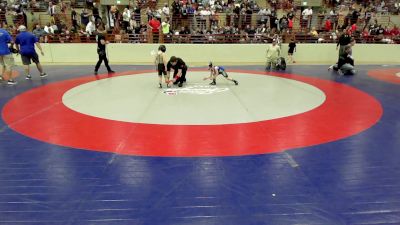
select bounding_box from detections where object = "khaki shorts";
[0,54,15,70]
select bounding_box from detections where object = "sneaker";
[178,83,183,87]
[26,75,32,80]
[159,83,162,88]
[108,70,115,73]
[40,73,48,78]
[233,80,238,85]
[94,71,98,75]
[328,65,333,71]
[209,81,216,85]
[338,70,343,76]
[7,80,17,85]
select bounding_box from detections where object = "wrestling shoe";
[7,80,17,85]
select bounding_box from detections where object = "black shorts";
[219,70,228,78]
[288,49,294,54]
[158,63,166,76]
[21,53,40,65]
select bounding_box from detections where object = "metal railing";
[24,32,400,44]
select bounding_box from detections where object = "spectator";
[351,8,360,25]
[255,23,268,40]
[288,17,293,32]
[81,8,90,27]
[362,28,370,42]
[390,25,400,36]
[44,23,54,34]
[309,27,318,37]
[86,19,96,35]
[258,8,269,25]
[122,8,131,31]
[71,7,79,31]
[383,26,391,35]
[329,8,338,30]
[279,15,288,32]
[364,9,372,28]
[92,3,101,23]
[32,24,46,41]
[148,16,161,43]
[187,4,195,14]
[351,23,357,33]
[162,3,170,17]
[287,8,295,20]
[51,22,59,34]
[325,18,332,31]
[30,0,40,9]
[302,6,313,28]
[86,0,94,8]
[48,2,56,17]
[60,29,73,43]
[161,19,170,35]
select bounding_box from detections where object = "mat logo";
[163,85,229,95]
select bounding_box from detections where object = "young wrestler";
[203,62,238,85]
[154,45,169,88]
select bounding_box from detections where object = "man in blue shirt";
[15,25,47,80]
[0,28,17,85]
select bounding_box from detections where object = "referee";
[94,26,114,75]
[336,28,352,57]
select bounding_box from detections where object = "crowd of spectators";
[0,0,398,43]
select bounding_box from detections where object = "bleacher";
[1,0,398,44]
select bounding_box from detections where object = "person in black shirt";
[337,45,355,75]
[336,29,351,57]
[288,38,296,63]
[71,7,78,31]
[167,56,187,87]
[94,27,114,75]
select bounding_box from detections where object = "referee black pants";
[95,53,112,72]
[173,69,187,85]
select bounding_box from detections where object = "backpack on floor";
[276,57,286,70]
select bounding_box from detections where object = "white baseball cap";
[18,25,27,31]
